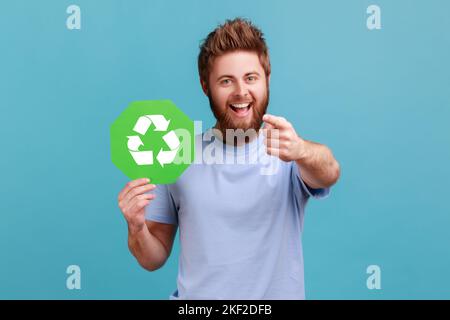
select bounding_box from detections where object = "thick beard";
[208,86,270,139]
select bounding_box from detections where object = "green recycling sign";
[110,100,195,184]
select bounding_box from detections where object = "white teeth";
[231,103,251,108]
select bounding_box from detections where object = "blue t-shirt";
[145,128,330,299]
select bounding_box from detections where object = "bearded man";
[117,18,340,300]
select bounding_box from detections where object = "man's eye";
[221,79,231,85]
[247,76,256,82]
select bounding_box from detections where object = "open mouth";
[229,102,252,118]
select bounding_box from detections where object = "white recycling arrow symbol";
[127,114,180,167]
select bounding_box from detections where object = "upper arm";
[145,220,177,258]
[292,161,331,200]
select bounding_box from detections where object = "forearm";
[295,140,340,189]
[128,225,168,272]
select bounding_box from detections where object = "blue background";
[1,0,449,299]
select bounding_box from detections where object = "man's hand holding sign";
[118,178,176,272]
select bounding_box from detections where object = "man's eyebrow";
[217,74,235,81]
[244,71,261,77]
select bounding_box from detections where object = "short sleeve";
[145,184,178,225]
[291,161,331,200]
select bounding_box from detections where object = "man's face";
[203,50,270,134]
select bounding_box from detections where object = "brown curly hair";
[198,18,271,87]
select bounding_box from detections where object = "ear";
[200,79,209,96]
[267,73,271,87]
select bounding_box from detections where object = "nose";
[233,80,250,99]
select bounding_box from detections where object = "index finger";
[262,114,290,129]
[118,178,150,202]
